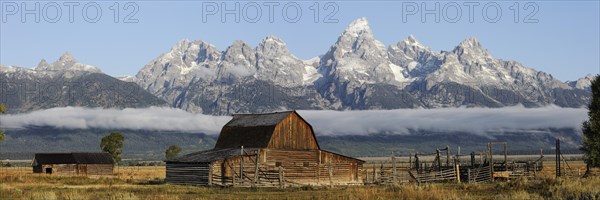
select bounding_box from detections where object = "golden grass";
[1,165,600,200]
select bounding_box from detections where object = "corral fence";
[363,142,548,185]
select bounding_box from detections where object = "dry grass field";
[1,162,600,200]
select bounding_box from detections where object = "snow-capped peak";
[117,75,136,82]
[257,35,291,58]
[342,17,372,37]
[330,17,386,54]
[261,35,285,45]
[406,35,418,43]
[58,51,76,63]
[34,52,101,73]
[400,35,430,50]
[452,37,490,57]
[456,37,483,50]
[37,59,49,68]
[568,74,596,90]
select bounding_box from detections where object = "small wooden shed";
[166,111,364,187]
[32,152,114,175]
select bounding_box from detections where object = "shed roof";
[166,148,257,163]
[33,152,114,165]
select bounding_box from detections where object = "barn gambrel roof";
[214,111,319,149]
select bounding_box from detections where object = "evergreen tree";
[582,75,600,174]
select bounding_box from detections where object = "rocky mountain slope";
[132,17,591,114]
[0,53,167,113]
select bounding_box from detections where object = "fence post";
[372,163,376,183]
[470,152,475,167]
[455,164,461,183]
[278,166,283,189]
[533,162,538,176]
[446,146,451,167]
[392,152,396,183]
[328,162,333,188]
[317,151,321,185]
[208,163,213,186]
[240,146,244,184]
[365,168,369,184]
[254,150,259,186]
[467,168,471,184]
[415,153,420,173]
[436,149,441,172]
[457,146,461,166]
[556,139,561,177]
[540,149,544,170]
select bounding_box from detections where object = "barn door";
[351,163,358,181]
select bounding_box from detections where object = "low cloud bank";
[1,107,231,134]
[0,106,588,135]
[297,106,588,135]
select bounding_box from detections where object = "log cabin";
[32,152,114,176]
[166,111,364,187]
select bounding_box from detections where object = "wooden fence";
[466,165,492,183]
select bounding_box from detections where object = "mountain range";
[0,53,166,113]
[0,17,594,114]
[130,17,592,114]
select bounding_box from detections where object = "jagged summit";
[129,17,590,113]
[454,37,485,51]
[452,37,490,57]
[3,17,591,114]
[261,35,285,45]
[342,17,372,37]
[567,74,596,90]
[399,35,430,50]
[406,35,418,43]
[458,37,481,48]
[58,51,76,63]
[37,59,49,68]
[29,53,101,73]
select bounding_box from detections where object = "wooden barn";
[32,152,114,176]
[166,111,364,187]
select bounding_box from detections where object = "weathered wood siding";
[268,113,319,150]
[318,151,362,184]
[262,149,319,184]
[35,164,113,175]
[83,164,114,175]
[42,164,77,175]
[209,149,363,186]
[166,163,211,185]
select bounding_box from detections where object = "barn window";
[303,162,309,167]
[275,162,282,167]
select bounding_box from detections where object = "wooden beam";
[446,146,451,167]
[455,164,460,183]
[254,150,259,187]
[240,146,244,184]
[436,149,441,172]
[328,162,333,188]
[392,152,396,183]
[208,163,213,186]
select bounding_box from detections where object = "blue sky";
[1,1,599,81]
